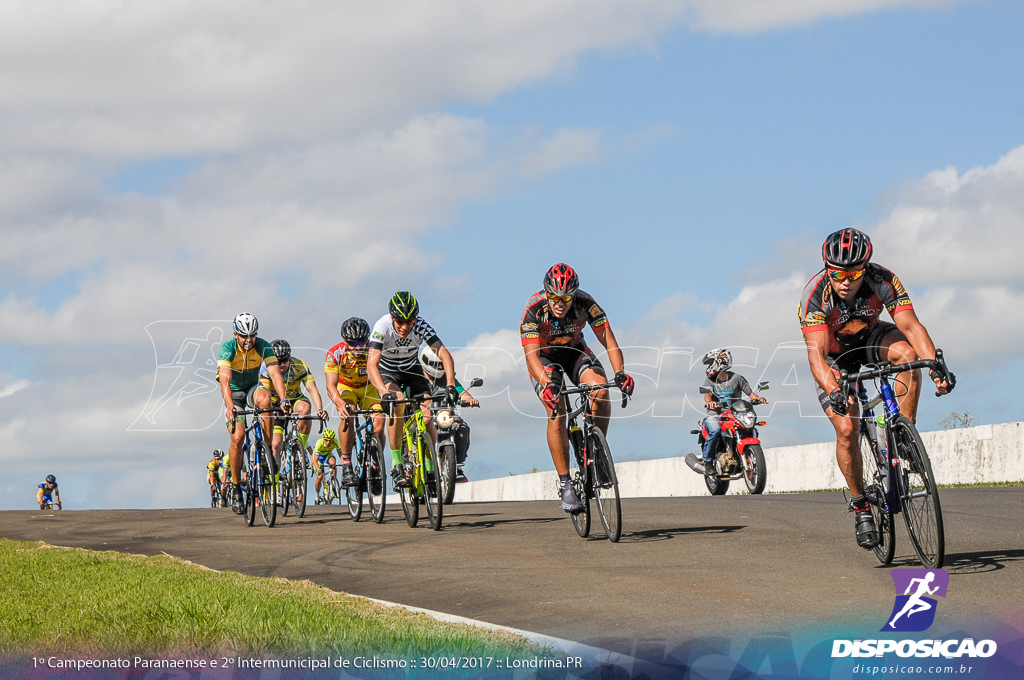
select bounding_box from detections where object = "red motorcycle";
[685,381,769,495]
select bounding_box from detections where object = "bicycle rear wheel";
[421,434,444,531]
[568,440,591,538]
[890,415,944,568]
[859,430,895,565]
[588,428,621,542]
[346,448,364,522]
[367,439,387,523]
[280,448,292,518]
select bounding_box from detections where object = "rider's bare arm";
[802,329,841,396]
[431,341,457,389]
[523,343,550,387]
[892,309,949,393]
[591,325,625,375]
[265,362,291,413]
[218,366,235,414]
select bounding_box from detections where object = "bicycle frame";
[855,379,904,515]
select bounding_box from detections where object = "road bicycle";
[318,461,343,506]
[233,407,281,528]
[386,394,444,530]
[432,377,483,505]
[839,349,955,568]
[341,407,388,523]
[278,412,323,519]
[209,482,224,508]
[553,379,630,542]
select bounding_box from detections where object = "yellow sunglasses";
[828,268,865,282]
[546,292,574,303]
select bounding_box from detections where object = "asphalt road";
[3,488,1022,660]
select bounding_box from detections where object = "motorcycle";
[685,381,769,495]
[433,377,482,505]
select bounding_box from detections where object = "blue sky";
[1,0,1021,509]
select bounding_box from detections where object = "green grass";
[0,539,545,658]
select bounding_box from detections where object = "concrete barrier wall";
[453,421,1024,503]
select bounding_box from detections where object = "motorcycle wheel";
[742,443,767,495]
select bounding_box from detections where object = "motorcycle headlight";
[738,412,756,429]
[436,410,454,428]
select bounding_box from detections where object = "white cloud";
[685,0,955,34]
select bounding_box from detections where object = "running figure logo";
[882,569,949,632]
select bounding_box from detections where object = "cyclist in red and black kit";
[521,263,635,514]
[799,228,954,550]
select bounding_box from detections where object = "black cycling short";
[816,321,905,412]
[379,363,433,401]
[530,344,605,395]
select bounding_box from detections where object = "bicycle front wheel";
[346,448,364,522]
[243,448,257,526]
[860,430,895,565]
[259,443,277,527]
[890,415,944,568]
[367,439,387,523]
[421,434,444,531]
[588,427,621,542]
[280,448,292,518]
[568,439,591,538]
[400,439,419,527]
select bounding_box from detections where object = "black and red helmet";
[823,228,872,269]
[543,263,579,297]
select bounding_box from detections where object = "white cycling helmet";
[419,346,445,380]
[702,348,732,378]
[232,312,259,336]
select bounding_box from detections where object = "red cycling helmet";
[822,228,872,269]
[543,263,580,297]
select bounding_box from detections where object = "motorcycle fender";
[736,437,760,455]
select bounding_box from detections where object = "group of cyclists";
[214,292,480,516]
[207,227,955,551]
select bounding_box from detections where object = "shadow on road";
[615,524,747,543]
[944,548,1024,574]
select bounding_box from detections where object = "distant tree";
[940,411,975,430]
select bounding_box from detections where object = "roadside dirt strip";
[3,488,1022,663]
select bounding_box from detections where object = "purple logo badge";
[881,569,949,632]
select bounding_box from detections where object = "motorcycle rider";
[419,346,478,482]
[699,348,767,475]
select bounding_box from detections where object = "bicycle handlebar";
[840,348,955,400]
[230,407,284,433]
[549,381,630,421]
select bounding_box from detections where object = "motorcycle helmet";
[419,345,445,380]
[389,291,419,321]
[340,317,370,343]
[822,228,872,269]
[702,348,732,378]
[543,263,579,297]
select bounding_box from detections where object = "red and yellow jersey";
[325,341,369,388]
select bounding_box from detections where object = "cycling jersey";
[217,338,278,391]
[325,341,370,388]
[798,263,913,356]
[368,315,441,371]
[314,437,342,456]
[520,290,609,354]
[258,357,315,401]
[37,483,58,503]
